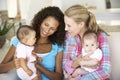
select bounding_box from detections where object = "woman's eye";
[45,23,49,27]
[51,28,56,31]
[67,24,71,27]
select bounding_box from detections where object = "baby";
[15,25,39,80]
[72,31,103,78]
[64,31,103,79]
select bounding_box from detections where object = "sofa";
[0,32,120,80]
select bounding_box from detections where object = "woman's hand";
[72,57,82,68]
[35,62,41,69]
[82,60,100,69]
[14,58,21,69]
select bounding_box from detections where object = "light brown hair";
[82,30,98,44]
[64,4,108,35]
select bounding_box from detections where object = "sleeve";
[63,33,70,68]
[77,33,111,80]
[16,44,27,59]
[63,32,76,75]
[91,48,103,61]
[11,36,19,47]
[58,45,63,53]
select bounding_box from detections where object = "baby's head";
[82,31,98,54]
[17,25,36,46]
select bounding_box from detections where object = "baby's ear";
[21,38,28,43]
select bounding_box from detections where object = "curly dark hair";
[31,6,65,46]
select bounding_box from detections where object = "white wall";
[25,0,52,24]
[110,0,120,8]
[19,0,63,24]
[61,0,106,11]
[108,32,120,80]
[0,0,7,11]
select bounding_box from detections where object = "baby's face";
[83,38,98,54]
[26,31,36,46]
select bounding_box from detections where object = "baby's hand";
[27,69,33,76]
[14,58,21,69]
[32,50,37,58]
[37,57,42,62]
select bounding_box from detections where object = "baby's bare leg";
[32,72,42,80]
[32,76,38,80]
[72,68,88,77]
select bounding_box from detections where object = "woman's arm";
[36,51,63,80]
[63,32,78,75]
[79,58,99,68]
[0,45,16,73]
[72,55,99,69]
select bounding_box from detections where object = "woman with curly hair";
[0,6,65,80]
